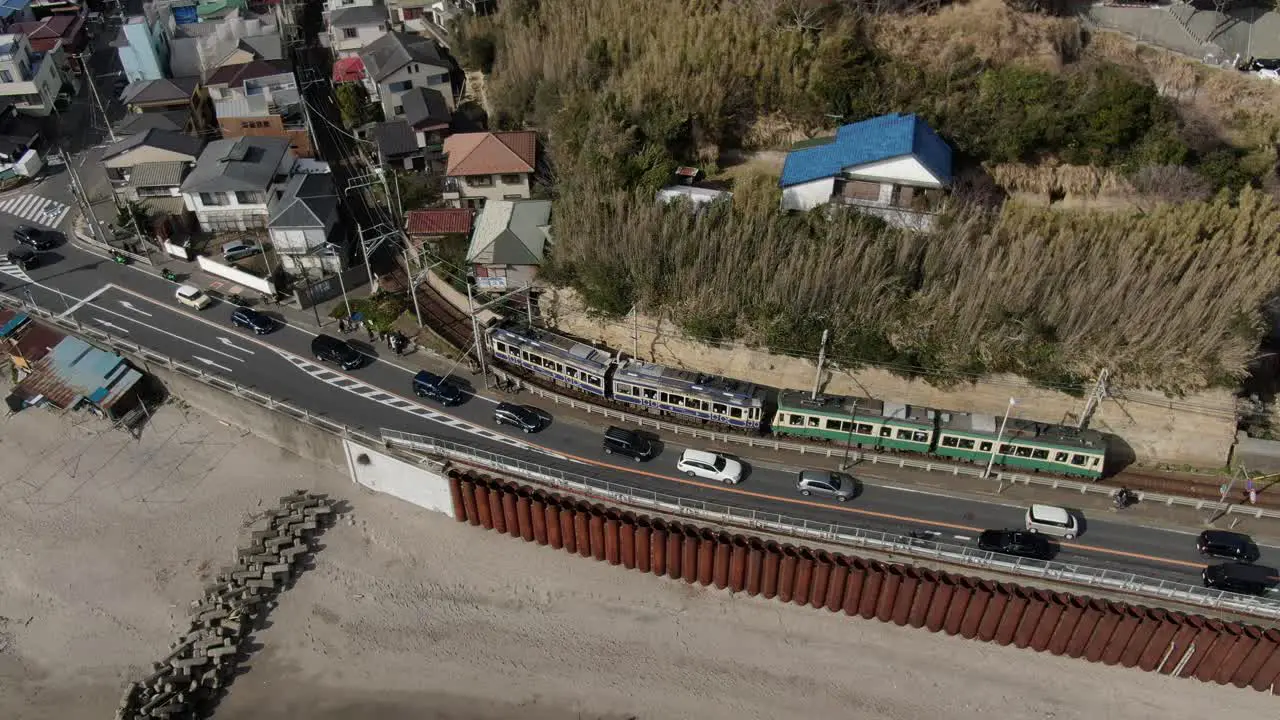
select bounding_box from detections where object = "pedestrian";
[367,324,375,342]
[337,317,347,333]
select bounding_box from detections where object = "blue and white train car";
[610,359,766,431]
[487,325,614,397]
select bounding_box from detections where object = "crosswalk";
[0,255,31,282]
[0,193,71,228]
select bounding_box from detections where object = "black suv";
[6,246,38,270]
[1203,562,1277,596]
[977,529,1053,560]
[14,225,53,251]
[230,307,274,335]
[602,426,653,462]
[311,334,363,370]
[412,370,463,406]
[1197,530,1260,563]
[494,402,542,433]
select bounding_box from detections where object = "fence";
[4,288,1279,619]
[505,376,1280,522]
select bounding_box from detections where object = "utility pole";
[325,242,353,319]
[467,282,489,388]
[630,304,639,357]
[839,398,859,471]
[984,398,1017,479]
[524,284,533,324]
[811,328,829,400]
[62,148,109,245]
[356,223,375,288]
[1077,368,1109,430]
[79,53,115,143]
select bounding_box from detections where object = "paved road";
[3,235,1274,592]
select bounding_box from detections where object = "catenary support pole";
[984,398,1017,479]
[811,329,829,400]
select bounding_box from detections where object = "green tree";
[115,200,150,235]
[335,83,379,129]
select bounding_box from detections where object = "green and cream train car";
[773,391,936,454]
[933,413,1107,479]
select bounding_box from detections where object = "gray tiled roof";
[268,173,339,230]
[401,87,449,129]
[121,77,200,105]
[360,31,447,83]
[181,136,291,193]
[467,199,551,266]
[129,161,190,188]
[114,110,189,136]
[102,128,205,162]
[373,120,418,158]
[330,2,386,27]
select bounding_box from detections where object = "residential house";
[267,171,343,273]
[423,0,493,27]
[120,76,216,135]
[0,309,63,372]
[466,199,550,291]
[387,0,430,33]
[0,0,34,31]
[405,206,470,260]
[359,31,453,121]
[327,0,387,58]
[441,130,536,210]
[0,32,65,116]
[11,12,87,79]
[207,59,312,157]
[331,55,363,84]
[400,85,449,167]
[102,128,204,211]
[778,113,952,230]
[114,109,192,137]
[372,120,418,171]
[180,134,295,231]
[111,12,170,83]
[167,9,283,79]
[0,100,42,165]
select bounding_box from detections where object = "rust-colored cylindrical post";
[448,473,465,521]
[1013,591,1050,649]
[696,529,716,586]
[634,518,651,573]
[924,573,956,632]
[908,570,938,629]
[557,505,575,553]
[713,534,732,590]
[1085,604,1127,663]
[960,580,996,640]
[515,493,534,542]
[859,562,885,620]
[974,582,1010,641]
[746,539,766,596]
[1214,624,1260,685]
[1178,619,1225,678]
[890,568,919,626]
[943,577,977,636]
[993,587,1029,646]
[530,494,548,545]
[792,549,814,606]
[588,511,607,562]
[666,525,684,580]
[1029,591,1067,651]
[603,511,621,565]
[545,503,563,549]
[875,565,904,623]
[843,559,868,616]
[777,545,799,603]
[728,536,749,592]
[1119,608,1162,669]
[825,556,850,612]
[1240,629,1280,690]
[620,519,636,569]
[460,480,479,526]
[1046,596,1087,656]
[762,542,782,599]
[1195,622,1242,682]
[473,484,493,530]
[1101,606,1144,666]
[810,551,833,610]
[681,530,699,584]
[1136,611,1179,671]
[489,488,507,534]
[1159,615,1205,674]
[574,508,592,558]
[650,521,668,577]
[502,490,520,539]
[1065,600,1108,659]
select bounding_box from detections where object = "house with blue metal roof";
[13,335,143,417]
[779,113,952,230]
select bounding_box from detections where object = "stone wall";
[544,288,1236,469]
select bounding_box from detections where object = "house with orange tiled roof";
[441,130,537,210]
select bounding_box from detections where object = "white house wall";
[378,63,453,119]
[844,156,942,187]
[780,178,834,212]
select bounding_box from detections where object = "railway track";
[399,267,475,352]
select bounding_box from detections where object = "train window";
[959,439,976,450]
[493,341,506,353]
[667,393,684,406]
[941,436,959,447]
[979,441,992,452]
[788,414,804,426]
[730,407,743,419]
[1054,452,1068,462]
[615,383,630,395]
[912,431,929,443]
[807,416,820,428]
[1014,446,1033,458]
[749,408,760,420]
[999,444,1013,455]
[825,418,841,431]
[1031,449,1049,460]
[895,429,912,440]
[643,388,657,399]
[1090,457,1101,467]
[856,423,873,435]
[1071,454,1086,466]
[713,403,727,415]
[588,375,601,387]
[879,427,892,438]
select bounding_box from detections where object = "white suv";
[676,449,743,484]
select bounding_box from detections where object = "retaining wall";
[447,468,1280,694]
[344,439,455,518]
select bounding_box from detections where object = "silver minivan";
[1024,504,1078,540]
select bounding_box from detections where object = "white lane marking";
[59,284,110,318]
[119,300,153,316]
[192,356,235,373]
[953,535,972,541]
[91,317,129,333]
[276,347,556,455]
[217,337,255,355]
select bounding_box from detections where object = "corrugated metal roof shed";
[8,320,65,367]
[15,336,142,412]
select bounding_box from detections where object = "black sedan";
[230,306,275,335]
[15,225,54,251]
[977,529,1053,560]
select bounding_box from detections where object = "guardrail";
[380,427,1280,621]
[506,375,1280,521]
[4,289,1278,619]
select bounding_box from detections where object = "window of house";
[469,175,494,188]
[342,27,358,38]
[841,179,881,202]
[0,70,10,83]
[500,174,522,185]
[200,192,229,206]
[392,105,403,115]
[431,73,449,85]
[235,191,265,204]
[404,7,423,19]
[388,80,413,92]
[503,194,524,200]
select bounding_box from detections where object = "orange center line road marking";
[109,284,1207,573]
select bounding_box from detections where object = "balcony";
[830,180,947,231]
[442,176,460,200]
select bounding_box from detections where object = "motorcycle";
[1113,488,1136,510]
[111,252,129,265]
[161,268,179,282]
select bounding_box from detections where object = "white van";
[1024,504,1078,540]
